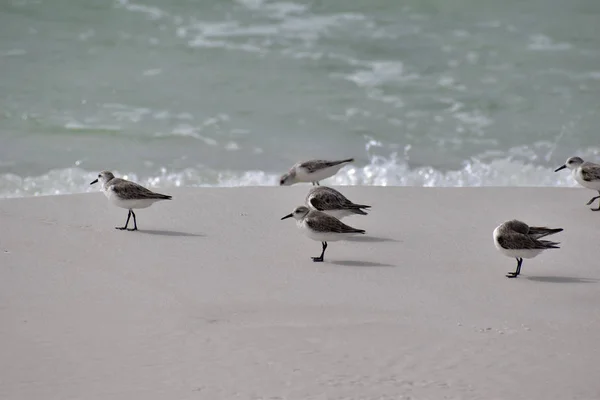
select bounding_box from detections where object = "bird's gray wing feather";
[308,188,354,210]
[110,179,170,200]
[497,233,559,250]
[527,226,563,239]
[506,220,530,234]
[300,160,347,173]
[581,163,600,182]
[306,213,364,234]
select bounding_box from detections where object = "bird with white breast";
[493,219,563,278]
[90,170,172,231]
[555,156,600,211]
[281,205,365,262]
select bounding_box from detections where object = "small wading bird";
[493,219,563,278]
[281,205,365,262]
[90,171,172,231]
[555,156,600,211]
[305,186,370,219]
[279,158,354,186]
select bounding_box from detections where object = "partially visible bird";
[305,186,370,219]
[555,156,600,211]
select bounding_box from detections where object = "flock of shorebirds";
[90,155,600,278]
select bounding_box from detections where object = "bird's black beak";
[90,179,98,185]
[554,165,566,172]
[281,213,293,220]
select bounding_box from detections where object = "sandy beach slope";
[1,187,599,399]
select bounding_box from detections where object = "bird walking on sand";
[279,158,354,186]
[555,156,600,211]
[306,186,370,219]
[493,219,563,278]
[281,205,365,262]
[90,171,172,231]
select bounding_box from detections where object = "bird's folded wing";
[309,193,352,211]
[527,227,563,239]
[306,215,362,233]
[111,180,161,200]
[581,164,600,181]
[497,233,557,250]
[300,160,343,173]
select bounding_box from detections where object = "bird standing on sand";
[306,186,370,219]
[555,156,600,211]
[90,171,172,231]
[493,219,563,278]
[281,205,365,262]
[279,158,354,186]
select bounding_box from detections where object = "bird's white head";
[90,170,115,188]
[281,205,310,221]
[555,156,584,172]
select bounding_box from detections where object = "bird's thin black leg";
[587,191,600,211]
[506,257,523,278]
[116,210,131,230]
[316,181,320,186]
[312,241,327,262]
[585,195,599,205]
[128,210,138,231]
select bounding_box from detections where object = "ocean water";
[1,0,599,197]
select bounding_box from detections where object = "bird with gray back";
[555,156,600,211]
[493,219,563,278]
[280,158,354,186]
[90,171,172,231]
[305,186,370,219]
[281,205,365,262]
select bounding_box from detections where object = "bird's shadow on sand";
[138,229,204,237]
[526,276,599,284]
[330,260,395,268]
[346,236,399,243]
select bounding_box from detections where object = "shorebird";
[555,156,600,211]
[281,205,365,262]
[279,158,354,186]
[493,219,563,278]
[305,186,370,219]
[90,170,172,231]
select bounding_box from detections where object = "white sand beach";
[1,187,599,400]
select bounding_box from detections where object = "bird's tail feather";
[540,240,561,249]
[529,227,563,238]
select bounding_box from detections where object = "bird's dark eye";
[98,174,101,177]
